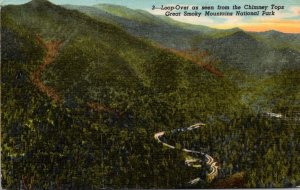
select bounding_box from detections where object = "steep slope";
[196,31,300,75]
[64,4,300,76]
[92,4,220,34]
[253,30,300,52]
[2,1,243,189]
[63,4,202,50]
[3,0,242,119]
[63,4,240,50]
[241,71,300,112]
[93,4,165,24]
[2,1,300,189]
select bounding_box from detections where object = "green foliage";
[1,1,243,189]
[164,114,300,188]
[2,1,299,189]
[1,18,196,189]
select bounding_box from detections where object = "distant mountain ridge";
[196,31,300,75]
[2,0,241,116]
[61,2,300,112]
[63,4,241,50]
[64,4,300,48]
[2,1,300,189]
[64,3,300,75]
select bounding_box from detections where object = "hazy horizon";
[2,0,300,33]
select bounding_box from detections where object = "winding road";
[32,36,219,185]
[154,123,219,185]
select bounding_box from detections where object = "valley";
[1,0,300,189]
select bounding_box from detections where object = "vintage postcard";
[1,0,300,189]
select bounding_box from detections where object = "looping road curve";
[32,35,219,186]
[154,123,219,185]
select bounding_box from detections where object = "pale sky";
[2,0,300,33]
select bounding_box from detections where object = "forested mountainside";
[1,0,300,189]
[66,3,300,112]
